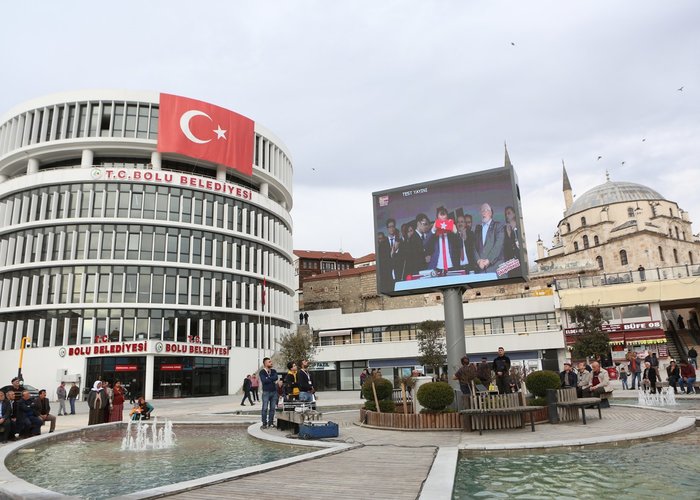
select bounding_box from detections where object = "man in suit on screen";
[473,203,504,273]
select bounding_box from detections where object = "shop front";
[153,356,228,398]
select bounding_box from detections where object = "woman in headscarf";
[87,380,108,425]
[109,380,125,422]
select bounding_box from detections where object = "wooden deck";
[163,444,437,500]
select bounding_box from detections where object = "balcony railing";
[555,264,700,290]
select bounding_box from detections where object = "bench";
[459,392,543,435]
[547,388,602,425]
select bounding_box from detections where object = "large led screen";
[372,166,528,296]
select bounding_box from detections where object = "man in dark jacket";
[259,357,279,429]
[17,390,42,436]
[493,347,511,394]
[297,360,315,402]
[0,390,12,443]
[67,383,79,415]
[33,389,56,433]
[240,376,254,406]
[559,362,578,389]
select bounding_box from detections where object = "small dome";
[566,181,665,215]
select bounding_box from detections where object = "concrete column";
[144,354,154,400]
[217,164,227,181]
[150,151,162,170]
[260,182,269,197]
[443,287,466,391]
[81,149,94,169]
[27,158,40,174]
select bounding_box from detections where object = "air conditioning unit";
[57,369,68,381]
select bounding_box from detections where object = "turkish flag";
[435,219,454,235]
[157,93,255,176]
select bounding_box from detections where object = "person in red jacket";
[679,360,697,394]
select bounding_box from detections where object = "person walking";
[128,379,140,405]
[56,382,68,416]
[359,368,369,398]
[250,373,260,402]
[299,312,304,324]
[67,382,79,415]
[303,312,309,325]
[240,375,254,406]
[259,357,279,429]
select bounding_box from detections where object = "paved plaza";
[1,391,699,499]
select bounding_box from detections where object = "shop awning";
[608,329,666,343]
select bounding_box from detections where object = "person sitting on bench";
[581,361,611,397]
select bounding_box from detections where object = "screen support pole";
[442,287,466,391]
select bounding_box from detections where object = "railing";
[315,327,561,347]
[555,264,700,290]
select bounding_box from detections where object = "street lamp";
[17,336,32,381]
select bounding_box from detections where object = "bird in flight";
[642,138,646,142]
[621,161,625,166]
[678,86,684,91]
[597,156,602,161]
[511,42,515,46]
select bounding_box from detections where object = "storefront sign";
[97,168,252,200]
[163,343,230,356]
[564,320,662,335]
[115,365,138,372]
[160,364,183,371]
[59,341,148,357]
[310,362,336,371]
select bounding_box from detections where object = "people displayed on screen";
[473,203,505,273]
[503,206,521,262]
[376,231,394,293]
[425,207,460,277]
[385,218,404,282]
[456,214,477,273]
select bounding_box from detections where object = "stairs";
[664,330,684,361]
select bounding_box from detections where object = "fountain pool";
[453,429,700,499]
[5,424,316,499]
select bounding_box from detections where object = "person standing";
[67,382,79,415]
[453,356,478,394]
[677,315,685,330]
[476,357,492,386]
[259,357,279,429]
[109,381,125,422]
[492,347,511,394]
[250,373,260,403]
[284,362,300,400]
[359,368,369,398]
[33,389,57,433]
[303,312,309,325]
[619,364,629,390]
[240,375,254,406]
[102,381,113,423]
[628,353,642,390]
[56,382,68,416]
[298,360,315,402]
[688,347,698,368]
[87,381,108,426]
[299,312,304,324]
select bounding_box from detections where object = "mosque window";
[675,227,680,239]
[673,249,678,264]
[690,252,694,265]
[627,207,634,218]
[669,207,673,217]
[593,235,599,246]
[582,235,589,249]
[619,250,628,266]
[596,256,604,270]
[573,241,579,251]
[658,246,664,261]
[566,223,571,232]
[580,217,587,226]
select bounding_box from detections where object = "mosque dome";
[566,180,665,216]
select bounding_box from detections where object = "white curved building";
[0,90,295,399]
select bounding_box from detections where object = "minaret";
[504,142,513,168]
[536,235,546,259]
[562,160,573,210]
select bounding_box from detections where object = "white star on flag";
[440,222,447,229]
[213,125,227,140]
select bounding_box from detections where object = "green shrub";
[416,382,454,411]
[525,370,561,398]
[419,407,457,414]
[528,396,547,407]
[362,377,394,401]
[364,399,396,412]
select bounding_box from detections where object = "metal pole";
[17,336,32,381]
[443,287,467,391]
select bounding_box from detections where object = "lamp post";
[17,336,32,381]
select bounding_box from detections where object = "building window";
[583,235,589,249]
[627,207,634,218]
[673,248,678,264]
[573,241,579,251]
[593,235,599,246]
[619,249,628,266]
[658,246,664,261]
[669,207,673,217]
[565,223,570,233]
[669,229,673,238]
[596,256,604,270]
[580,217,586,226]
[690,252,694,265]
[675,227,680,239]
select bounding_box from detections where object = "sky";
[1,1,699,263]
